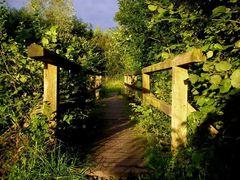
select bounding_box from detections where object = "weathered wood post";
[43,63,59,120]
[141,48,206,153]
[171,67,189,151]
[28,43,83,130]
[94,75,102,100]
[142,73,150,104]
[132,75,138,98]
[28,44,59,133]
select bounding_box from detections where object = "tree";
[27,0,75,33]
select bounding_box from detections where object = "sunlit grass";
[101,76,125,96]
[8,143,88,179]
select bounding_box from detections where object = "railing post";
[43,63,59,127]
[171,67,188,152]
[95,75,102,100]
[142,73,150,104]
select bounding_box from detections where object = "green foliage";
[0,4,106,178]
[116,0,240,179]
[130,103,171,151]
[8,144,87,179]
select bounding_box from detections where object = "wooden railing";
[28,43,102,122]
[124,48,206,151]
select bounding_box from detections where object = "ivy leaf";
[230,69,240,88]
[220,79,231,93]
[210,75,222,85]
[213,43,223,50]
[207,51,214,59]
[215,61,232,72]
[212,6,226,17]
[189,74,199,84]
[148,5,158,11]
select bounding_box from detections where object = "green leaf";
[207,51,213,59]
[148,5,158,11]
[203,62,214,72]
[21,59,27,64]
[50,25,58,34]
[20,75,27,83]
[230,69,240,88]
[212,6,226,17]
[230,0,238,3]
[189,74,199,84]
[197,96,206,107]
[210,75,222,85]
[220,79,231,93]
[213,43,223,50]
[215,61,232,72]
[235,40,240,48]
[202,44,210,51]
[161,52,169,59]
[157,7,166,15]
[41,37,49,46]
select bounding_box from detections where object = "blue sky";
[7,0,119,30]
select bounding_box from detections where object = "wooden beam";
[144,93,171,116]
[171,67,189,151]
[142,49,206,74]
[142,73,150,104]
[28,43,82,72]
[43,63,59,120]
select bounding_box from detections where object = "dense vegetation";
[0,0,107,178]
[114,0,240,179]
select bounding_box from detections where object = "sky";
[7,0,119,30]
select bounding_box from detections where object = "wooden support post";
[142,73,150,104]
[124,75,127,84]
[128,76,131,85]
[43,63,59,122]
[171,67,188,152]
[132,75,138,98]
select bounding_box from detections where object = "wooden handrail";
[125,48,206,152]
[27,43,102,126]
[28,43,82,72]
[142,48,206,74]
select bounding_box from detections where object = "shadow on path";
[87,92,147,179]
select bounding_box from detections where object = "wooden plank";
[142,73,150,104]
[171,67,189,152]
[145,93,171,116]
[28,43,83,72]
[142,49,206,74]
[43,63,59,120]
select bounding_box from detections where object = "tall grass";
[8,143,87,179]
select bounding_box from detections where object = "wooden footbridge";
[28,44,207,179]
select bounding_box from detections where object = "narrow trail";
[88,92,147,179]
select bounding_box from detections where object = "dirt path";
[88,93,147,179]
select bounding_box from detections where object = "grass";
[7,143,88,180]
[100,76,125,97]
